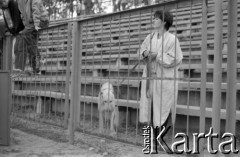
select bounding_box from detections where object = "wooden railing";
[10,0,240,128]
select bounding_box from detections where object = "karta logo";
[142,126,239,155]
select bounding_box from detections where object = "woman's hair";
[154,10,173,31]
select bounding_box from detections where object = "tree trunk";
[112,0,121,12]
[94,0,103,13]
[142,0,150,6]
[84,0,94,15]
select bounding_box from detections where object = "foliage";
[42,0,156,19]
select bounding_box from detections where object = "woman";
[139,10,183,128]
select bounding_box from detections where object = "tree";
[92,0,105,14]
[142,0,150,5]
[83,0,94,15]
[43,0,152,20]
[112,0,119,12]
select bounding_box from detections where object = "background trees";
[43,0,155,19]
[0,0,167,20]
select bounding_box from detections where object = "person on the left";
[0,0,24,35]
[0,0,25,78]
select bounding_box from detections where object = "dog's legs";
[114,107,119,129]
[110,110,116,136]
[99,110,104,134]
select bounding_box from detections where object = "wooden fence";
[4,0,240,149]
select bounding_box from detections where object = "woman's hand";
[144,52,158,64]
[149,52,158,61]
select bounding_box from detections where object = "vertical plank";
[199,0,207,155]
[226,0,237,137]
[212,0,223,152]
[64,22,73,128]
[0,71,11,146]
[76,23,83,126]
[69,21,81,144]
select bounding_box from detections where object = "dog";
[98,82,119,136]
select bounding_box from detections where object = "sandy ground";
[1,117,238,157]
[1,129,233,157]
[0,129,178,157]
[0,129,102,157]
[0,117,176,157]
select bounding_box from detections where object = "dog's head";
[99,83,116,109]
[101,90,115,105]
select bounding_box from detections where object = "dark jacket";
[2,0,24,35]
[0,19,6,38]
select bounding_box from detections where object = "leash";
[117,52,152,86]
[118,61,140,85]
[117,33,155,86]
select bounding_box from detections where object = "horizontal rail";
[12,90,240,121]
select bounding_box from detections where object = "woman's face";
[153,16,165,30]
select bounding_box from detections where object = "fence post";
[2,35,13,114]
[199,0,207,155]
[64,22,73,128]
[0,71,11,146]
[2,36,12,71]
[0,35,12,146]
[69,21,82,144]
[212,0,223,152]
[226,0,237,138]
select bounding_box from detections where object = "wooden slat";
[23,61,240,73]
[13,75,240,91]
[12,90,240,120]
[39,48,240,65]
[177,105,240,121]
